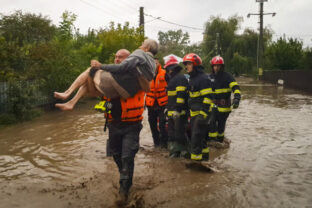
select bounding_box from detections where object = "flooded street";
[0,77,312,208]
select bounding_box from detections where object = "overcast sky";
[1,0,312,47]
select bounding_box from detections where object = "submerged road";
[0,77,311,208]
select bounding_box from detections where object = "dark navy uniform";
[188,66,214,161]
[209,70,241,142]
[166,67,189,158]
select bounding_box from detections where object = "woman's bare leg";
[54,67,92,100]
[55,74,102,111]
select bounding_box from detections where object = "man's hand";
[172,111,180,120]
[91,60,102,68]
[232,98,240,109]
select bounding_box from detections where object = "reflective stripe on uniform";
[191,153,202,161]
[202,147,209,153]
[218,107,232,112]
[200,111,208,117]
[176,98,185,104]
[167,110,186,117]
[190,110,200,117]
[176,86,186,91]
[190,110,208,117]
[218,132,224,137]
[167,90,177,96]
[189,91,201,98]
[215,88,231,94]
[200,88,213,95]
[203,97,213,104]
[234,89,241,94]
[209,132,218,137]
[229,81,238,89]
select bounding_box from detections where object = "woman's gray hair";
[142,39,159,56]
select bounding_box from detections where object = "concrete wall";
[262,70,312,93]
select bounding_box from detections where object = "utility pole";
[139,7,144,36]
[248,0,276,72]
[215,32,221,56]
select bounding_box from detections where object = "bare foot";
[55,103,74,111]
[54,92,70,100]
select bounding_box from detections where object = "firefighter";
[145,58,168,148]
[164,55,189,158]
[208,56,241,143]
[184,53,214,161]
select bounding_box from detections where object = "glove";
[232,98,240,109]
[94,100,113,113]
[172,111,180,120]
[207,105,218,125]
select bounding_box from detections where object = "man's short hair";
[143,39,159,56]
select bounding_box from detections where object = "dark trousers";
[167,115,188,145]
[209,112,230,140]
[167,115,189,156]
[147,106,168,147]
[190,116,208,155]
[107,122,142,193]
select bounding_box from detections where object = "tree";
[230,52,251,75]
[0,10,56,46]
[202,15,242,70]
[97,22,144,63]
[156,29,191,63]
[301,48,312,70]
[265,37,303,70]
[57,11,77,41]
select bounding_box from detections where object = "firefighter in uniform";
[164,55,189,158]
[208,56,241,143]
[145,58,168,148]
[183,53,214,161]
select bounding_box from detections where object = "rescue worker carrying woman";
[208,56,241,143]
[184,53,215,161]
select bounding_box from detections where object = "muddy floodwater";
[1,77,312,208]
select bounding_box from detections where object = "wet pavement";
[0,77,312,208]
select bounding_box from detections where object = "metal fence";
[262,70,312,94]
[0,79,52,113]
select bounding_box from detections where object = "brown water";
[0,77,312,208]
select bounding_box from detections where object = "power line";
[144,13,204,31]
[118,0,139,12]
[79,0,137,26]
[95,0,138,25]
[101,0,138,16]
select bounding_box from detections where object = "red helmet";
[164,55,179,69]
[210,56,224,65]
[183,53,202,66]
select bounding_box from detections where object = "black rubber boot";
[118,157,134,202]
[113,155,122,172]
[217,136,224,143]
[202,152,209,161]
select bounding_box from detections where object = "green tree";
[0,10,56,46]
[265,37,303,70]
[57,11,77,41]
[301,47,312,70]
[157,29,191,64]
[97,22,144,63]
[230,52,251,75]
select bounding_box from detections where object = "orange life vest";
[145,66,168,107]
[104,90,145,122]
